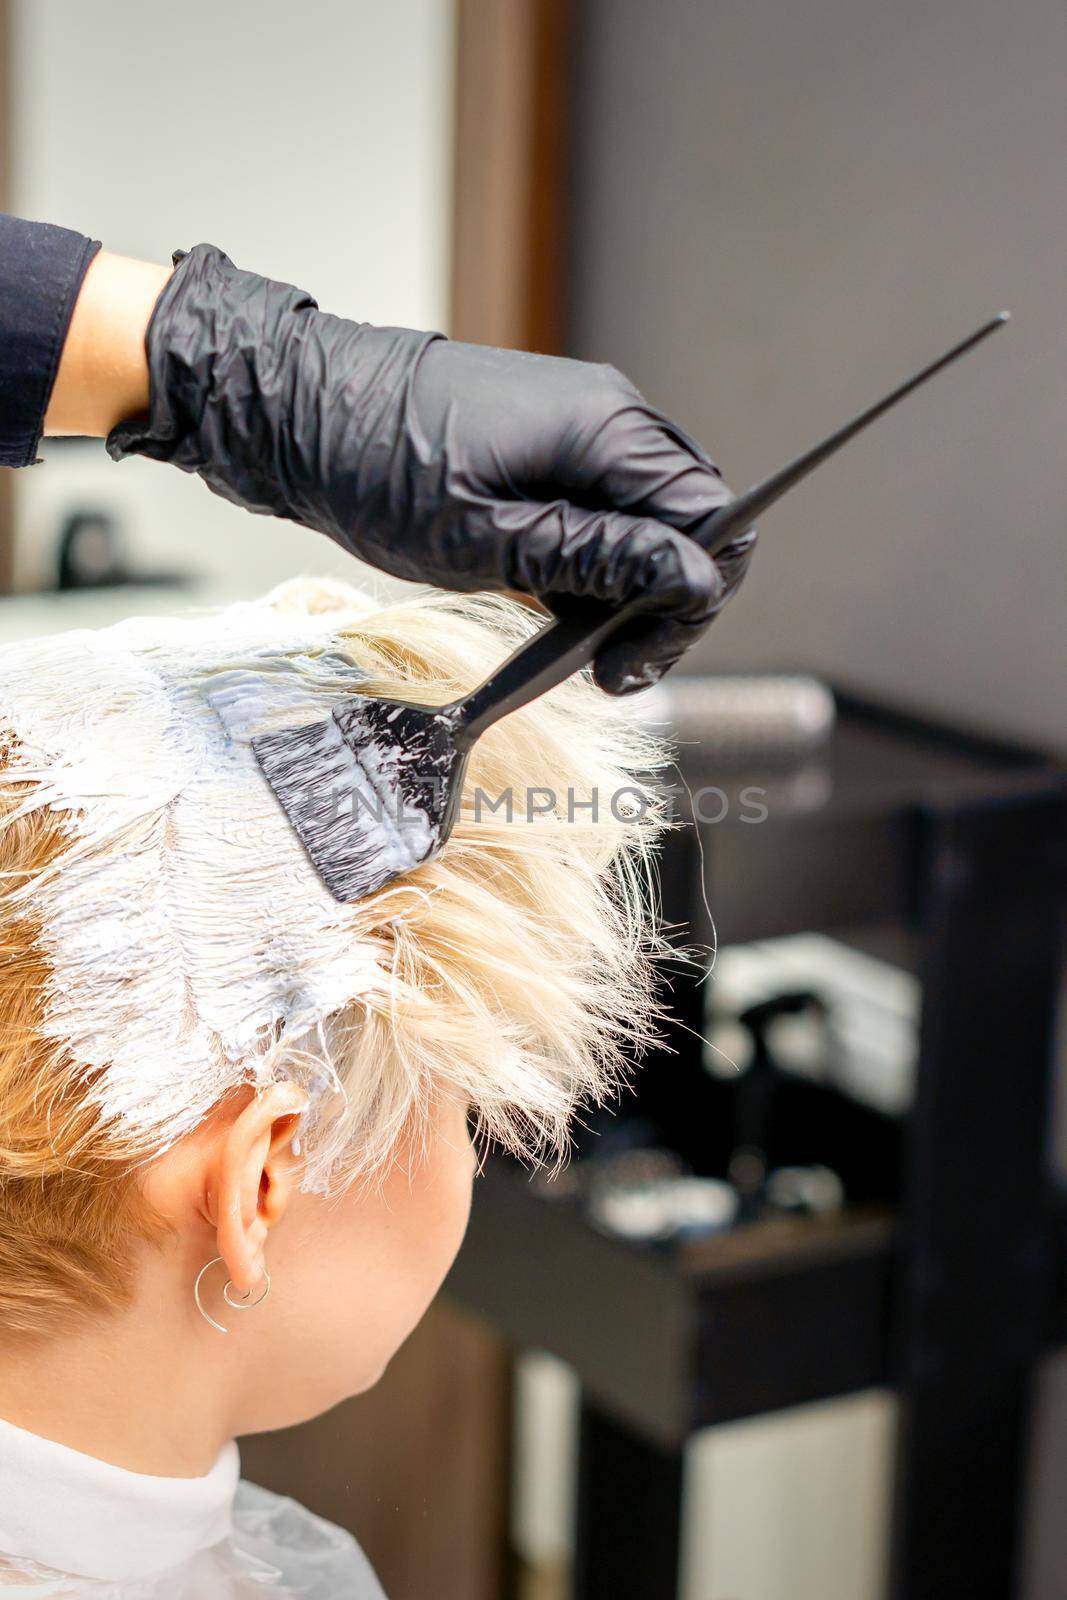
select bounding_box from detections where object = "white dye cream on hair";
[0,596,388,1187]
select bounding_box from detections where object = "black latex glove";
[108,244,756,694]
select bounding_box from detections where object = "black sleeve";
[0,214,101,467]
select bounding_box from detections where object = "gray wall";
[567,0,1066,750]
[567,9,1067,1595]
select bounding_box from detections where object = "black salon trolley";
[446,686,1067,1600]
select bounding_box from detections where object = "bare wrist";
[44,251,172,438]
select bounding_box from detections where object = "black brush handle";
[693,312,1008,556]
[455,601,645,744]
[453,312,1009,746]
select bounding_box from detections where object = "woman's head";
[0,578,668,1431]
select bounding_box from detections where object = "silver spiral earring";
[194,1255,272,1335]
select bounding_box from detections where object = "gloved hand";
[108,244,756,694]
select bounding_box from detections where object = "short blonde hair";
[0,578,670,1333]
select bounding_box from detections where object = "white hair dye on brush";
[0,594,389,1189]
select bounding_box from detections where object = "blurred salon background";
[1,3,1064,1598]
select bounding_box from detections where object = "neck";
[0,1246,237,1478]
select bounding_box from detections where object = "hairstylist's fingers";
[586,393,759,605]
[592,522,757,694]
[496,497,726,695]
[591,611,715,697]
[709,522,759,587]
[583,388,733,534]
[582,399,758,664]
[503,498,723,616]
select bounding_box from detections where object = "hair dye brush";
[252,314,1007,903]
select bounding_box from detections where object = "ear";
[212,1083,308,1297]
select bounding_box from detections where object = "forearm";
[44,251,171,438]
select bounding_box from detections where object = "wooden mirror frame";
[450,0,571,355]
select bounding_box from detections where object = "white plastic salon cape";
[0,1414,386,1597]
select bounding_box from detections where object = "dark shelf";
[445,686,1067,1600]
[449,1157,896,1445]
[450,1157,1067,1447]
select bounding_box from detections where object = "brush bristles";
[252,699,451,902]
